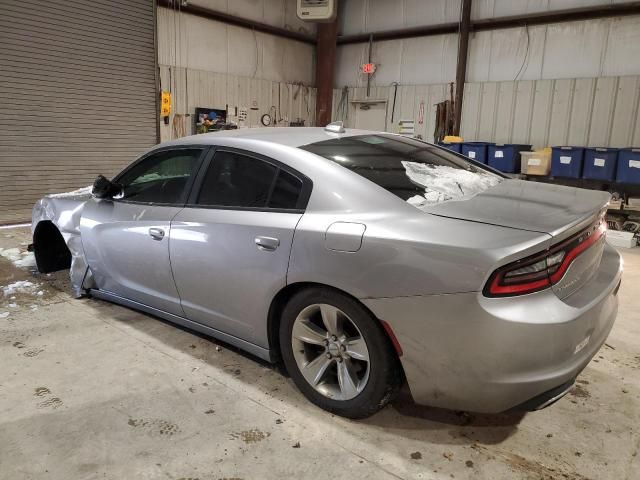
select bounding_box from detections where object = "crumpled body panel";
[31,191,93,297]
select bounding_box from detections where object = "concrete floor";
[0,226,638,480]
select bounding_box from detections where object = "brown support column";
[315,19,339,127]
[453,0,472,136]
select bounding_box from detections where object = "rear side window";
[197,151,276,207]
[196,151,304,210]
[269,170,303,209]
[300,134,502,207]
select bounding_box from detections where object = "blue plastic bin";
[461,142,493,164]
[488,144,532,173]
[616,148,640,184]
[437,142,462,154]
[551,147,584,178]
[582,147,618,181]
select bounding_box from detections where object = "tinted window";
[197,151,277,207]
[300,134,500,201]
[117,149,202,204]
[269,170,303,209]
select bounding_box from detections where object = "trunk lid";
[425,179,610,237]
[425,179,610,299]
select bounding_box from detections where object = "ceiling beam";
[157,1,316,45]
[337,2,640,45]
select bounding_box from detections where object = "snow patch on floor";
[0,248,37,269]
[47,186,93,198]
[2,281,38,296]
[14,252,36,268]
[402,162,502,209]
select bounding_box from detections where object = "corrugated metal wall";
[336,15,640,87]
[332,84,452,141]
[332,75,640,149]
[159,66,317,141]
[333,1,640,150]
[157,6,317,140]
[460,76,640,148]
[0,0,158,224]
[339,0,637,36]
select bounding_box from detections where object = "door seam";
[168,207,188,318]
[285,213,305,286]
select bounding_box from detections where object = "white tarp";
[402,162,502,209]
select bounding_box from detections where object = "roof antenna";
[324,121,345,133]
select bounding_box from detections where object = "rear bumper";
[363,244,622,413]
[511,378,576,411]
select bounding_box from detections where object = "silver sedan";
[32,125,622,418]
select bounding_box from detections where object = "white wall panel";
[602,16,640,76]
[158,7,315,85]
[400,35,458,85]
[566,78,596,147]
[511,80,535,144]
[472,0,549,19]
[588,77,618,146]
[370,40,404,85]
[367,0,404,32]
[547,79,573,146]
[335,43,367,87]
[478,82,499,140]
[191,0,315,35]
[529,79,554,148]
[494,82,516,143]
[461,82,483,140]
[336,6,640,86]
[610,76,640,147]
[542,20,609,79]
[335,34,458,88]
[404,0,461,28]
[334,75,640,149]
[338,0,367,36]
[486,26,546,82]
[340,0,636,30]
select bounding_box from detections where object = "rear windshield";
[300,134,503,208]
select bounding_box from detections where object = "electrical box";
[297,0,337,22]
[160,91,171,117]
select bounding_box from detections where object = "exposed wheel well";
[33,221,72,273]
[267,282,404,368]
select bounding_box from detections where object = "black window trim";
[110,145,212,207]
[185,146,313,214]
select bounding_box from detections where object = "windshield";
[300,134,503,208]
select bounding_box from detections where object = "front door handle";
[149,228,165,240]
[255,236,279,251]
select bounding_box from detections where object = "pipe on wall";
[315,19,339,126]
[453,0,472,137]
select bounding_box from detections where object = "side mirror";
[92,175,122,199]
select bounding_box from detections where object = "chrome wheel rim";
[291,304,370,401]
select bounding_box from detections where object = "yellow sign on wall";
[160,91,172,117]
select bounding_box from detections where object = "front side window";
[300,134,503,208]
[117,148,203,204]
[196,151,304,210]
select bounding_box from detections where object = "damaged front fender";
[31,187,95,297]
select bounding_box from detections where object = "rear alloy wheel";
[280,288,401,419]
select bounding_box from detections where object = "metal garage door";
[0,0,158,224]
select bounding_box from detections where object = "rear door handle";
[149,228,165,240]
[255,236,279,251]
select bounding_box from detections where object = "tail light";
[484,216,606,297]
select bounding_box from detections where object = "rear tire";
[279,287,401,419]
